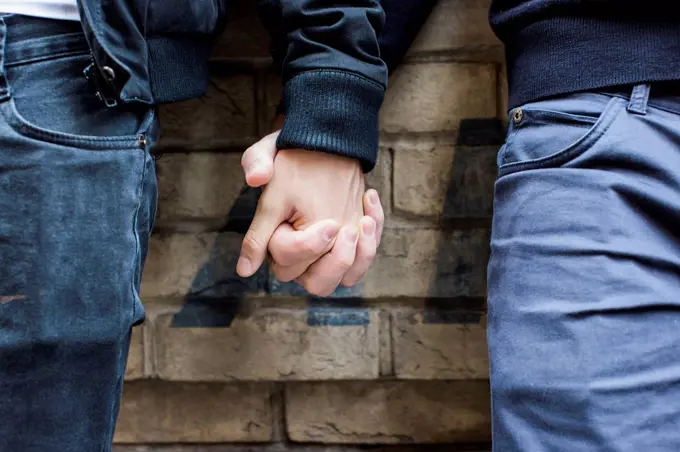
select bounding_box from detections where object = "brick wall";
[113,0,505,450]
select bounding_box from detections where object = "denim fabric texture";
[488,84,680,450]
[0,15,158,451]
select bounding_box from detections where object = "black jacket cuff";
[276,70,385,173]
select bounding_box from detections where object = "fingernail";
[369,191,379,206]
[323,223,340,242]
[346,226,359,243]
[362,219,375,237]
[237,256,251,275]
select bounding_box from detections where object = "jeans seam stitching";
[1,99,142,149]
[5,48,89,67]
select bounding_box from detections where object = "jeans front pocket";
[2,51,157,151]
[498,92,626,177]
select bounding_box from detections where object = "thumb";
[268,219,341,267]
[241,130,279,187]
[237,192,286,278]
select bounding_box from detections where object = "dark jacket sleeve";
[379,0,439,74]
[258,0,435,172]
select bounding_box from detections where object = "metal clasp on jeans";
[83,61,118,108]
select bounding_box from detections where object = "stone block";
[154,308,380,381]
[114,382,273,443]
[286,381,491,443]
[380,63,497,134]
[392,311,488,379]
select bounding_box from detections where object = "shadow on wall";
[168,117,506,330]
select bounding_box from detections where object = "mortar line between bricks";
[387,147,395,214]
[145,317,156,378]
[209,56,273,70]
[139,295,488,310]
[379,131,504,145]
[495,62,503,119]
[112,444,493,451]
[270,383,287,442]
[389,311,397,378]
[402,50,503,64]
[155,138,258,153]
[150,219,493,234]
[155,134,502,152]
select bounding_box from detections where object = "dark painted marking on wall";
[220,185,261,234]
[170,183,372,329]
[171,297,243,327]
[307,307,370,326]
[457,118,505,146]
[171,184,266,328]
[423,297,485,324]
[306,296,368,326]
[423,310,481,325]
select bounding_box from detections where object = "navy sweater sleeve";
[257,0,434,172]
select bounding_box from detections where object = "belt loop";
[627,83,651,115]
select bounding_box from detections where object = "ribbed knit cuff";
[276,70,385,173]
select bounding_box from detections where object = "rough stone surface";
[379,310,393,377]
[159,75,256,147]
[364,228,490,298]
[141,232,267,299]
[154,309,380,381]
[155,153,246,227]
[141,233,217,298]
[114,446,491,451]
[286,381,491,443]
[392,143,497,218]
[392,311,489,379]
[125,326,145,380]
[264,73,283,130]
[498,63,509,119]
[408,0,501,60]
[114,382,273,443]
[380,63,497,134]
[366,149,393,215]
[268,228,490,299]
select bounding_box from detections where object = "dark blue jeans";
[489,84,680,450]
[0,16,158,451]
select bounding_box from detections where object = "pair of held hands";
[235,125,385,297]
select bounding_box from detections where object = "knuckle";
[242,231,263,255]
[257,199,276,216]
[304,280,333,298]
[364,248,377,262]
[337,255,354,271]
[295,236,320,256]
[267,239,285,263]
[373,208,385,223]
[341,276,358,288]
[343,268,367,288]
[272,265,294,283]
[270,249,295,269]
